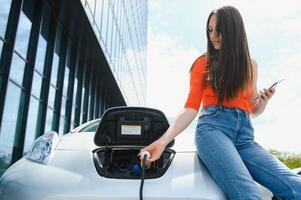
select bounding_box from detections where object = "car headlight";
[25,131,60,165]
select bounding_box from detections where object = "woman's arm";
[249,60,275,118]
[159,108,198,146]
[140,56,205,162]
[140,108,198,162]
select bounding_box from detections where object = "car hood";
[56,131,196,152]
[0,151,226,200]
[1,150,272,200]
[1,132,272,200]
[56,132,98,150]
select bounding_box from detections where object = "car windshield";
[78,120,100,133]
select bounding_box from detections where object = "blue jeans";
[195,106,301,200]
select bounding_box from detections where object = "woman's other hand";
[139,139,167,165]
[138,108,198,164]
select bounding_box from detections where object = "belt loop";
[218,106,224,112]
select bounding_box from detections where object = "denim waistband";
[202,105,250,117]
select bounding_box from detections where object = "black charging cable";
[140,154,147,200]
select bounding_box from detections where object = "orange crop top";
[184,55,253,112]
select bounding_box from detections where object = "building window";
[72,74,78,105]
[88,86,92,120]
[30,2,51,101]
[33,2,51,96]
[62,65,69,98]
[14,11,32,59]
[86,0,95,17]
[44,107,54,133]
[48,85,56,108]
[59,116,66,135]
[61,96,67,117]
[95,0,103,31]
[51,50,59,87]
[0,0,12,38]
[0,82,22,173]
[31,71,42,98]
[50,29,63,131]
[0,39,3,57]
[71,106,76,129]
[62,45,70,98]
[9,52,25,85]
[71,54,81,128]
[50,25,62,87]
[23,96,40,154]
[106,7,112,56]
[35,35,47,74]
[80,86,85,124]
[101,0,109,44]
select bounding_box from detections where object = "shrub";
[269,149,301,169]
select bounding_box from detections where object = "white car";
[0,107,275,200]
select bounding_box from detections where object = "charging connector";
[139,151,151,200]
[140,151,151,168]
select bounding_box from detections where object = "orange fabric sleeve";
[184,57,207,111]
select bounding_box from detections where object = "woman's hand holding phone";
[254,79,284,102]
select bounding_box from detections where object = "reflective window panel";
[23,96,40,154]
[0,0,12,38]
[44,107,54,133]
[14,12,32,59]
[0,82,21,173]
[9,52,25,85]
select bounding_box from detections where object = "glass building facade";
[0,0,148,174]
[82,0,147,105]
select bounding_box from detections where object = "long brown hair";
[192,6,253,103]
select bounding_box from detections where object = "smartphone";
[254,79,284,101]
[268,78,284,90]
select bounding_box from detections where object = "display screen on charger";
[121,125,141,135]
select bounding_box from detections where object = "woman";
[140,6,301,200]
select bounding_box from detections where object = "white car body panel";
[1,150,226,199]
[0,122,273,200]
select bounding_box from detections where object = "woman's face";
[208,14,222,50]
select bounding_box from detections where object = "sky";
[146,0,301,154]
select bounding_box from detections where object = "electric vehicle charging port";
[93,147,175,179]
